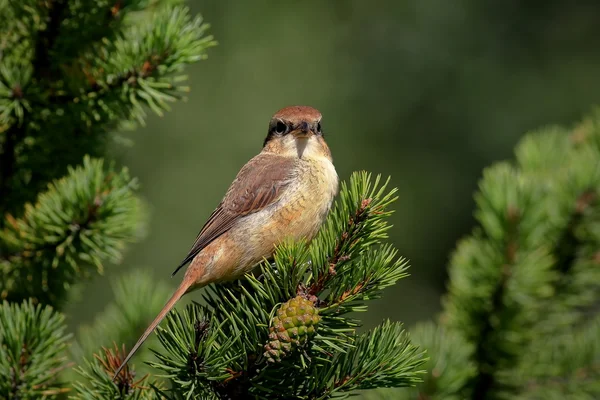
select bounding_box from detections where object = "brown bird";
[113,106,338,379]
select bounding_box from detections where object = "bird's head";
[263,106,331,160]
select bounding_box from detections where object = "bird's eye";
[275,121,288,134]
[317,122,322,134]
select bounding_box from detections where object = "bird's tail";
[112,277,194,381]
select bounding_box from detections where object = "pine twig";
[471,206,520,399]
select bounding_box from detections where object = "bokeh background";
[68,1,600,332]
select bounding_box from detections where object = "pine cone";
[263,296,320,363]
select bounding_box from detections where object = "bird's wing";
[171,154,296,276]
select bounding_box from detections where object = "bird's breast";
[274,156,338,237]
[230,156,338,272]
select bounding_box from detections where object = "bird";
[113,106,338,379]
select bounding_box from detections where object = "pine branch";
[306,174,399,299]
[73,344,164,400]
[436,112,600,399]
[74,269,173,375]
[516,315,600,399]
[471,209,516,400]
[0,1,218,397]
[0,1,215,216]
[57,5,216,125]
[149,303,233,398]
[0,0,71,214]
[0,300,71,399]
[511,121,600,334]
[0,123,20,211]
[138,172,422,399]
[312,320,423,400]
[444,162,556,398]
[318,244,409,314]
[553,189,596,274]
[31,0,69,81]
[0,156,144,306]
[52,0,148,62]
[396,322,476,400]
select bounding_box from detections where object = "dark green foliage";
[0,157,143,306]
[0,0,216,397]
[316,320,422,398]
[514,315,600,399]
[397,322,475,400]
[0,0,215,216]
[0,0,214,322]
[0,300,71,399]
[402,113,600,399]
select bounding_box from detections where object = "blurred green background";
[67,1,600,331]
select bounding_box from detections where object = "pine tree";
[3,1,600,399]
[0,0,215,308]
[0,2,424,399]
[0,0,214,397]
[396,114,600,399]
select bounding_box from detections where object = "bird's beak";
[292,121,314,138]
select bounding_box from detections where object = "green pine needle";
[439,113,600,399]
[0,156,144,306]
[72,343,164,400]
[0,300,71,399]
